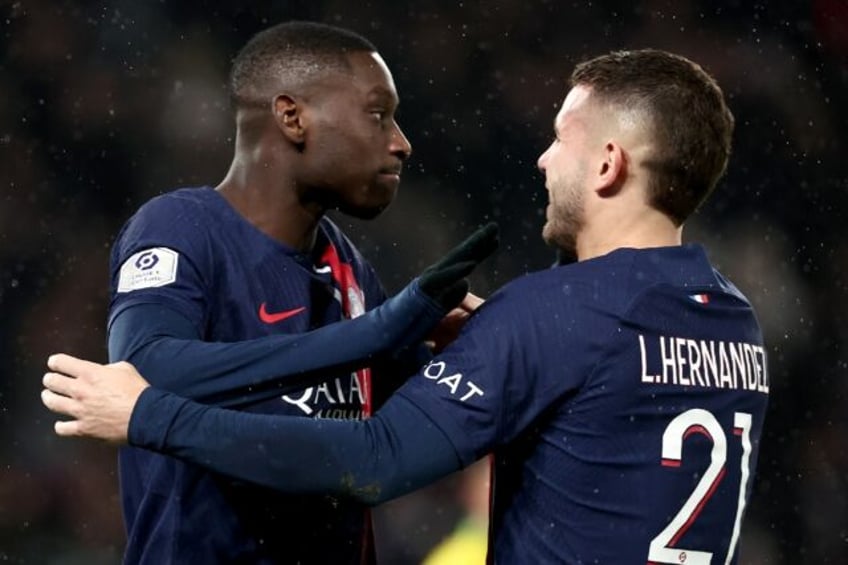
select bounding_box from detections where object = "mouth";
[377,168,402,183]
[379,162,403,175]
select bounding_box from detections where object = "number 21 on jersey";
[648,408,753,565]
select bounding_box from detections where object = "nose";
[537,147,549,173]
[390,120,412,161]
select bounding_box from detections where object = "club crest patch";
[117,247,179,293]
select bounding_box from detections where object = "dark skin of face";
[216,51,412,252]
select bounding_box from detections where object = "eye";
[369,110,393,130]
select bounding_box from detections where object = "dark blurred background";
[1,0,846,563]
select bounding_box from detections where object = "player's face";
[302,52,412,219]
[537,86,594,254]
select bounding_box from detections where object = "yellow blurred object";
[421,519,488,565]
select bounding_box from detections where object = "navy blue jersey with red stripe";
[109,187,385,564]
[397,244,768,564]
[119,243,769,564]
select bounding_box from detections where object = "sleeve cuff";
[375,280,446,351]
[128,387,190,450]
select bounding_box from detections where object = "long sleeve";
[110,280,443,407]
[128,387,463,504]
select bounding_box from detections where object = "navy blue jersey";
[124,244,769,564]
[110,187,386,564]
[397,244,768,564]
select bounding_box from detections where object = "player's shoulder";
[113,187,223,258]
[488,244,732,317]
[494,248,639,303]
[118,186,225,241]
[473,265,597,328]
[629,244,756,310]
[709,267,751,306]
[130,186,220,224]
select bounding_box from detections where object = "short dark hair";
[571,49,734,225]
[229,21,377,108]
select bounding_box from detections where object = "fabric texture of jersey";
[397,244,769,564]
[109,187,385,564]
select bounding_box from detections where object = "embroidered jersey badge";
[117,247,179,293]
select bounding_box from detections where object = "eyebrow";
[369,86,398,104]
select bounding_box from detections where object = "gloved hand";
[417,222,499,310]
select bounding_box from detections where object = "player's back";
[489,245,768,564]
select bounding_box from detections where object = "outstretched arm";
[109,223,498,407]
[110,281,439,407]
[41,356,462,504]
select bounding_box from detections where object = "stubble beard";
[542,178,585,257]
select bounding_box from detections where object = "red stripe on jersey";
[321,241,373,564]
[320,242,372,417]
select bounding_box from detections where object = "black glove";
[418,222,499,310]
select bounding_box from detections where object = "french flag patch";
[689,293,710,304]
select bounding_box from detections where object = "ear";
[273,94,307,145]
[594,140,626,197]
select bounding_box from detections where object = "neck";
[576,208,682,261]
[216,137,324,252]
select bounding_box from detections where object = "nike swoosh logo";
[258,303,306,324]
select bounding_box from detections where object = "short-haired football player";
[44,49,767,564]
[49,20,498,565]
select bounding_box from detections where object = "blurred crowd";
[2,0,846,562]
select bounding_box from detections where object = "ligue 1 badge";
[117,247,179,293]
